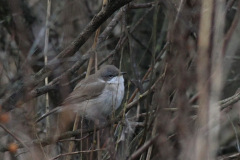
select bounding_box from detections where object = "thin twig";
[51,149,105,160]
[128,42,168,103]
[226,0,237,11]
[227,115,240,152]
[223,1,240,55]
[128,135,159,160]
[129,2,155,9]
[44,0,51,153]
[0,124,30,152]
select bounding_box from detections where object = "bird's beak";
[120,72,127,75]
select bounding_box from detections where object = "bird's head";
[98,65,126,83]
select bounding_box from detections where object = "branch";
[128,135,159,160]
[1,0,133,112]
[0,81,157,153]
[50,149,105,160]
[0,124,30,152]
[4,5,155,108]
[129,2,155,9]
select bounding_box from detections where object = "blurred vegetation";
[0,0,240,160]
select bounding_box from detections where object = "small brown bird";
[36,65,125,131]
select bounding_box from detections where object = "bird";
[35,65,126,131]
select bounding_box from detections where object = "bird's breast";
[73,76,124,120]
[100,76,124,116]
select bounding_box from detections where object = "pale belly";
[72,76,125,120]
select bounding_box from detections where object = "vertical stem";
[90,20,101,160]
[208,0,225,159]
[196,0,213,159]
[44,0,51,154]
[146,1,158,159]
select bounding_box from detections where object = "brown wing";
[62,79,105,105]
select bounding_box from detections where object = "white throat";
[107,76,124,84]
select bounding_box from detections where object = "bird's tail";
[35,107,61,123]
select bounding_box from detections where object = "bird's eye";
[108,75,114,78]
